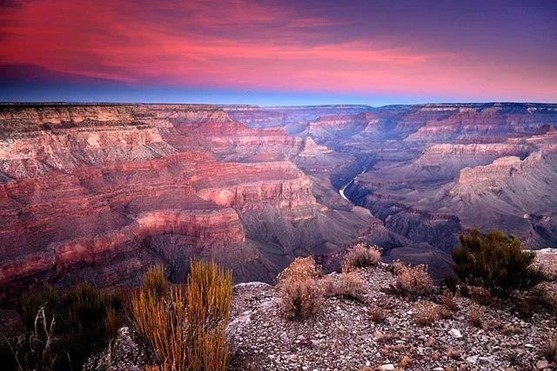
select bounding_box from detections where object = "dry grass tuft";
[467,285,494,306]
[437,291,458,319]
[438,291,458,312]
[131,261,232,371]
[186,260,233,371]
[8,306,58,371]
[325,272,365,302]
[141,264,169,299]
[444,346,461,360]
[398,354,413,369]
[392,264,433,297]
[501,324,522,336]
[468,305,483,328]
[413,302,438,326]
[540,335,557,363]
[437,305,454,320]
[342,243,381,272]
[368,306,388,324]
[277,257,324,320]
[104,306,119,340]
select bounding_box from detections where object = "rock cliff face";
[0,104,375,300]
[228,103,557,259]
[1,102,557,298]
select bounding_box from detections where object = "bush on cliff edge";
[452,229,546,297]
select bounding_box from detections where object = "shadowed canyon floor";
[1,103,557,298]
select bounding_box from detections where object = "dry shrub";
[391,260,406,276]
[186,260,233,371]
[325,272,365,302]
[467,285,494,306]
[104,306,119,340]
[444,346,461,360]
[437,305,454,320]
[392,264,433,297]
[501,324,522,336]
[373,332,396,344]
[277,256,321,283]
[277,257,324,320]
[399,354,413,369]
[413,302,438,326]
[342,243,381,272]
[540,335,557,363]
[437,291,458,319]
[131,261,233,371]
[453,229,545,296]
[368,306,387,324]
[142,264,170,299]
[534,282,557,307]
[132,285,188,370]
[468,305,482,328]
[439,291,458,312]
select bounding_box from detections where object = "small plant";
[103,306,120,343]
[468,305,483,328]
[342,243,381,272]
[14,283,121,370]
[501,324,522,336]
[413,302,438,326]
[398,354,413,369]
[391,260,406,276]
[368,306,387,324]
[438,290,458,312]
[444,347,461,360]
[466,285,494,306]
[452,229,546,296]
[437,305,454,319]
[540,335,557,363]
[325,272,365,302]
[277,257,323,320]
[7,306,58,371]
[392,264,433,297]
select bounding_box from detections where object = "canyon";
[1,102,556,299]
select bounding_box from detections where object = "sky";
[0,0,556,105]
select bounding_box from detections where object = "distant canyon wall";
[1,102,556,299]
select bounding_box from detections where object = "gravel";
[228,266,557,371]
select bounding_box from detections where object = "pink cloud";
[0,0,555,101]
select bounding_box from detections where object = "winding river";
[339,168,367,202]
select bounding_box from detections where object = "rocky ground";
[228,265,556,371]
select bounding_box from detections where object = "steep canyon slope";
[227,103,557,266]
[0,104,378,299]
[1,103,556,298]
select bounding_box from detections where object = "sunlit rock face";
[1,102,556,298]
[0,104,376,299]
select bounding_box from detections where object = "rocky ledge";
[227,266,555,371]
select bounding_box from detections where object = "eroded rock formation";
[1,102,557,298]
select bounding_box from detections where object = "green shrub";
[452,229,546,296]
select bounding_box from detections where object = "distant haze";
[0,0,556,105]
